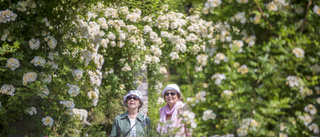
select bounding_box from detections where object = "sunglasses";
[165,92,177,96]
[127,96,139,100]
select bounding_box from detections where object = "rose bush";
[0,0,127,136]
[0,0,194,136]
[1,0,320,136]
[159,0,320,136]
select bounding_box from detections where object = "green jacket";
[110,111,151,137]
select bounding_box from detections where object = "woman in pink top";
[157,84,189,137]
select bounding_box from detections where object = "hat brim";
[123,93,143,107]
[162,87,182,98]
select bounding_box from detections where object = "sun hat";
[161,84,182,99]
[123,90,143,107]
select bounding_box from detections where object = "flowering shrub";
[0,0,320,136]
[171,0,320,136]
[0,0,126,136]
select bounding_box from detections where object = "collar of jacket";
[120,111,144,121]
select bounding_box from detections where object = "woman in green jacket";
[110,90,151,137]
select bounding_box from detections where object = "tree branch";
[300,1,312,33]
[254,0,273,29]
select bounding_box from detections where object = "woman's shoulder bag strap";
[124,115,147,137]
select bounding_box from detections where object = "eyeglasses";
[127,96,139,101]
[165,92,176,96]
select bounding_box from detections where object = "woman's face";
[164,90,179,106]
[126,95,140,109]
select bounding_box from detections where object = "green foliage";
[1,0,320,137]
[162,0,320,136]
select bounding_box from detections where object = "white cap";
[161,84,182,99]
[123,90,143,107]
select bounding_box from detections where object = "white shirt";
[129,118,136,137]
